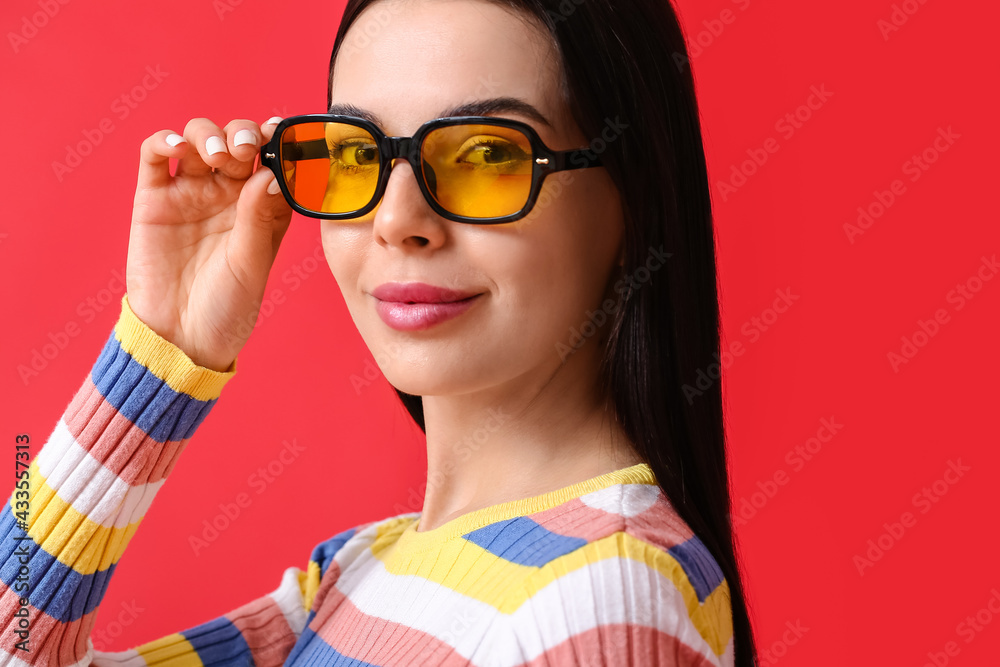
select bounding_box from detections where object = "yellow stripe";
[514,533,733,656]
[114,294,237,402]
[372,524,732,656]
[373,520,539,607]
[303,560,322,613]
[696,579,734,656]
[135,633,204,667]
[14,462,142,575]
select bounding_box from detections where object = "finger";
[175,117,230,178]
[260,115,283,143]
[227,163,295,291]
[137,129,189,191]
[212,118,263,181]
[255,115,284,173]
[254,115,287,192]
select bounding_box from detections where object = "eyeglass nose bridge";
[382,135,420,165]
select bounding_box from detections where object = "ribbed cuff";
[115,293,237,402]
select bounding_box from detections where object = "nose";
[371,156,448,250]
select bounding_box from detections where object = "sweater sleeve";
[0,294,306,665]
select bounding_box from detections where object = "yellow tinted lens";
[279,122,380,215]
[421,124,533,218]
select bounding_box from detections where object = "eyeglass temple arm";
[261,138,330,165]
[547,148,603,172]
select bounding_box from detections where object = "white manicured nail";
[264,116,283,126]
[165,133,185,147]
[267,176,281,195]
[234,129,256,146]
[206,136,227,155]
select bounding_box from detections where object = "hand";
[125,116,293,372]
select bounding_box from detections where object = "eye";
[455,136,530,170]
[332,139,379,170]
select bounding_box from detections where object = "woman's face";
[323,0,625,398]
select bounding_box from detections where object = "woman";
[1,0,756,664]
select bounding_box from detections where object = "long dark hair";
[328,1,757,663]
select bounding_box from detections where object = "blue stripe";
[0,506,116,622]
[309,527,358,579]
[285,627,380,666]
[182,615,253,666]
[462,517,588,567]
[667,535,725,603]
[92,330,216,442]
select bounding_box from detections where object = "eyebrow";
[327,97,552,131]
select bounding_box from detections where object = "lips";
[371,282,479,304]
[370,282,483,331]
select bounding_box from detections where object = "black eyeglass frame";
[259,113,604,224]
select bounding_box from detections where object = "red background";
[2,0,998,663]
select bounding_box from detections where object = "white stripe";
[269,566,309,635]
[579,482,661,517]
[334,540,507,661]
[91,645,146,667]
[333,529,726,667]
[36,420,165,528]
[501,554,727,667]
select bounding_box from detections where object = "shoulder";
[306,510,419,575]
[503,482,735,666]
[299,510,419,612]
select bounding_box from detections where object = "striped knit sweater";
[0,294,735,666]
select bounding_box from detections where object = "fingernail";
[234,129,256,146]
[267,175,281,195]
[165,133,186,147]
[265,116,283,126]
[206,136,227,155]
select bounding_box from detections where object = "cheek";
[321,224,367,288]
[496,179,624,351]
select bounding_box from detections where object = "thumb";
[227,165,294,288]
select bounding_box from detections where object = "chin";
[382,356,510,399]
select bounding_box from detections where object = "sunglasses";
[259,114,603,224]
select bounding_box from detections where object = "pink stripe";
[63,378,188,486]
[307,560,343,627]
[626,499,696,551]
[516,623,716,667]
[528,496,694,550]
[312,586,477,666]
[225,596,297,664]
[529,498,628,540]
[0,587,97,665]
